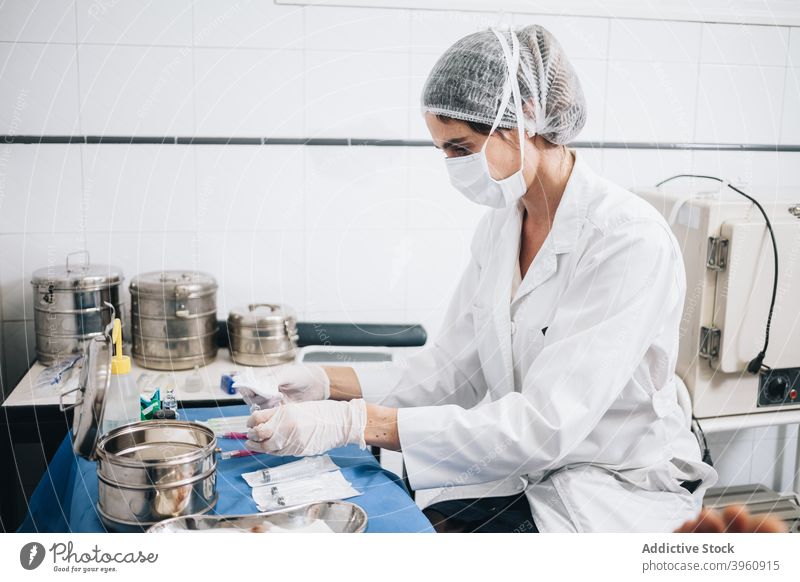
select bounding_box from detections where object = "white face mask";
[445,29,530,209]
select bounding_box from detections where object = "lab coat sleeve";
[354,217,492,409]
[397,218,684,490]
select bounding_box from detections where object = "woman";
[240,25,717,533]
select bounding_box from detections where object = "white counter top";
[2,348,248,408]
[2,345,416,408]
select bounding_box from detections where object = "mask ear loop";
[490,28,526,174]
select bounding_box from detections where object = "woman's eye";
[452,146,471,156]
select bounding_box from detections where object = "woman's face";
[424,112,537,183]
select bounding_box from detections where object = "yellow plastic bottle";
[101,318,139,434]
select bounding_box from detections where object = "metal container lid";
[31,251,123,291]
[130,271,217,297]
[228,304,296,328]
[60,332,112,460]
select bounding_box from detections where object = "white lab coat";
[356,152,717,532]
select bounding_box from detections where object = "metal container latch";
[706,237,728,272]
[175,286,191,317]
[699,326,721,360]
[789,204,800,219]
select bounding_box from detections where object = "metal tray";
[146,501,367,533]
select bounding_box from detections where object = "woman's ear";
[522,99,537,138]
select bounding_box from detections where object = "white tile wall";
[790,28,800,67]
[75,0,193,46]
[78,45,194,135]
[609,19,701,63]
[304,227,407,313]
[305,146,408,230]
[695,64,785,144]
[701,23,789,67]
[1,3,799,491]
[81,144,197,232]
[602,148,694,190]
[0,0,76,44]
[781,67,800,144]
[306,5,410,53]
[0,43,81,134]
[0,144,83,233]
[194,145,304,231]
[305,50,410,138]
[605,60,698,143]
[196,229,306,314]
[192,0,304,49]
[194,48,304,137]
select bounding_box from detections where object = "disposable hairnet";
[421,25,587,145]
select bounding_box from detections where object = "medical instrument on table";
[252,470,361,511]
[200,416,252,438]
[100,318,139,435]
[130,270,218,370]
[33,354,83,391]
[31,251,125,365]
[227,303,299,366]
[241,455,339,487]
[220,449,262,460]
[146,501,368,533]
[637,181,800,418]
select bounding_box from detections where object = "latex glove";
[238,363,331,406]
[232,368,285,410]
[245,399,367,456]
[237,386,284,410]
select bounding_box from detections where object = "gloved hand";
[245,399,367,456]
[231,368,284,410]
[233,364,330,409]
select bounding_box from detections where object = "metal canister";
[130,271,218,370]
[31,251,124,365]
[228,303,299,366]
[95,421,218,532]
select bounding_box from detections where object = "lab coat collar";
[508,150,590,302]
[545,149,591,255]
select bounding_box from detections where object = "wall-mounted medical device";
[637,180,800,419]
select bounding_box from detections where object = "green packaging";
[140,387,161,420]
